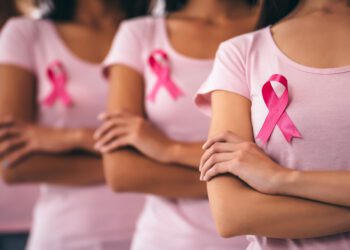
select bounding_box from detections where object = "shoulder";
[1,17,47,40]
[118,16,162,38]
[2,17,40,32]
[218,27,270,61]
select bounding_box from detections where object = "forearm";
[165,141,204,168]
[1,153,104,186]
[277,170,350,207]
[75,128,100,154]
[209,176,350,239]
[103,149,206,199]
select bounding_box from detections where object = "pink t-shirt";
[103,16,249,250]
[0,17,145,250]
[0,29,39,234]
[196,26,350,250]
[0,181,38,233]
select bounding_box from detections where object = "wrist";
[67,128,89,150]
[161,141,180,164]
[274,168,300,195]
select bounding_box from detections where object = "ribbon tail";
[278,112,302,142]
[42,92,58,107]
[147,81,162,102]
[256,110,281,145]
[165,80,185,100]
[59,91,73,107]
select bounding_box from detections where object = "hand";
[0,117,83,167]
[199,131,290,195]
[94,111,174,163]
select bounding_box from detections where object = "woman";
[196,0,350,249]
[95,0,259,249]
[0,2,38,250]
[0,0,146,249]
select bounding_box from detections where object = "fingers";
[199,142,238,171]
[0,127,20,141]
[202,131,243,150]
[201,161,233,181]
[94,118,130,139]
[0,116,15,128]
[94,127,129,150]
[2,145,32,168]
[200,152,233,180]
[0,136,27,157]
[98,136,130,153]
[97,110,131,121]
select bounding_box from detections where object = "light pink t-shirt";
[196,26,350,250]
[0,17,145,250]
[103,16,249,250]
[0,29,38,234]
[0,181,38,233]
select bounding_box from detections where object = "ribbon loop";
[42,60,73,107]
[256,74,301,145]
[147,50,184,102]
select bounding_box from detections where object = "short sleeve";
[0,18,35,72]
[195,40,250,116]
[103,19,145,76]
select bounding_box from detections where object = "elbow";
[105,174,130,193]
[102,153,135,193]
[1,168,23,184]
[208,188,250,238]
[212,209,247,238]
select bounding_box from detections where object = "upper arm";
[195,41,255,236]
[207,91,254,237]
[107,65,144,115]
[0,19,37,121]
[0,65,36,121]
[209,90,252,139]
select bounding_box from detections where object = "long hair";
[36,0,151,22]
[0,0,20,28]
[164,0,259,13]
[256,0,299,29]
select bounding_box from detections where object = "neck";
[180,0,256,23]
[74,0,124,29]
[297,0,349,13]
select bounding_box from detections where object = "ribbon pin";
[147,50,184,102]
[42,61,73,107]
[256,74,301,145]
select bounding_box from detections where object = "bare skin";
[0,0,124,186]
[200,0,350,238]
[95,0,259,197]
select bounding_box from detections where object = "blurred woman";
[0,1,39,250]
[196,0,350,249]
[95,0,259,249]
[0,0,147,249]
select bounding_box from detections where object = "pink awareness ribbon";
[256,74,301,145]
[147,50,184,102]
[42,61,73,107]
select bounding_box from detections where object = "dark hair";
[256,0,299,29]
[165,0,259,13]
[37,0,150,22]
[0,0,20,28]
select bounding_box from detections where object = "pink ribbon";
[147,50,184,102]
[256,74,301,145]
[42,61,73,107]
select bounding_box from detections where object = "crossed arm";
[101,65,207,199]
[204,90,350,239]
[0,65,104,186]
